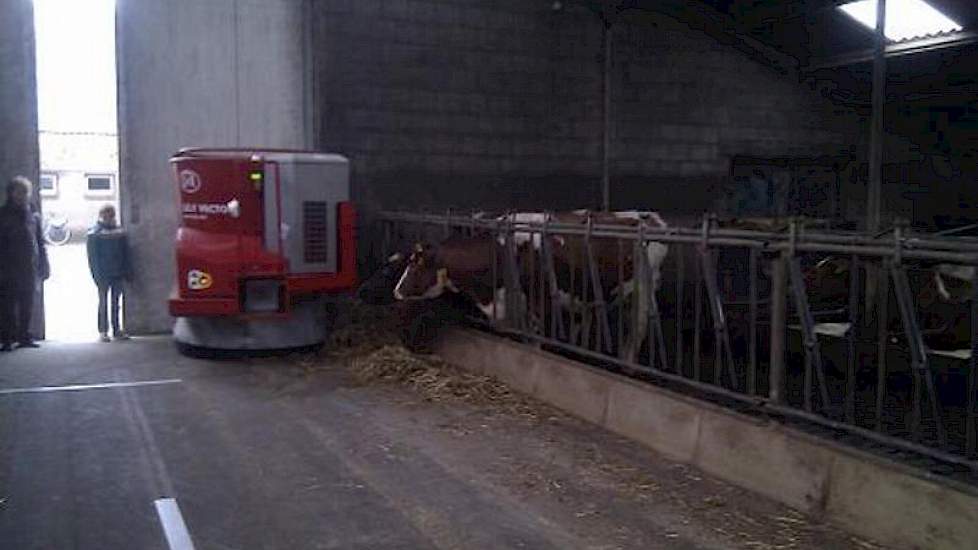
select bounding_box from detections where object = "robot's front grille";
[303,201,329,264]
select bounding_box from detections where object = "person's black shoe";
[16,341,40,349]
[0,343,12,352]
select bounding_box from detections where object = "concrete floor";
[0,338,877,550]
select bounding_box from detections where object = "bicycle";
[42,211,72,246]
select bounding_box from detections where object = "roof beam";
[625,0,801,74]
[555,0,801,74]
[724,0,839,27]
[805,29,978,71]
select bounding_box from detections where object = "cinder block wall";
[314,1,604,212]
[610,10,857,210]
[313,1,858,215]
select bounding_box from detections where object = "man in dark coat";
[87,203,131,342]
[0,176,49,351]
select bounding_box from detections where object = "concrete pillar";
[117,0,310,333]
[0,0,42,337]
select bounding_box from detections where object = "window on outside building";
[86,174,114,194]
[40,173,58,196]
[839,0,962,42]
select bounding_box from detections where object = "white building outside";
[39,130,118,239]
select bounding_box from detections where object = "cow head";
[355,252,411,305]
[920,265,975,308]
[393,242,459,301]
[803,256,851,311]
[806,256,850,286]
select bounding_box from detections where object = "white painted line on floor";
[155,498,196,550]
[119,378,177,497]
[0,379,182,396]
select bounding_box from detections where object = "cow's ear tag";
[389,253,403,262]
[415,243,424,253]
[834,263,846,275]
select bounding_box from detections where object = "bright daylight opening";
[33,0,120,342]
[839,0,963,42]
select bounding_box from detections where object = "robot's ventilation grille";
[303,201,329,263]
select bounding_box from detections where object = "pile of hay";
[351,345,525,408]
[322,303,540,419]
[325,305,401,358]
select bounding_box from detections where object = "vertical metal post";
[504,222,525,333]
[769,252,788,404]
[581,224,592,350]
[638,222,651,366]
[542,219,566,341]
[491,221,499,323]
[601,19,613,212]
[528,227,537,335]
[846,255,860,423]
[748,248,759,395]
[865,0,887,314]
[875,259,890,431]
[703,248,737,390]
[866,0,887,235]
[892,262,946,447]
[706,250,724,386]
[584,225,613,354]
[693,250,703,381]
[617,239,625,358]
[676,249,686,376]
[569,240,578,344]
[968,270,978,456]
[789,257,831,413]
[650,270,670,373]
[538,220,546,338]
[631,233,644,363]
[647,243,657,370]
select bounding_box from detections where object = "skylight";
[839,0,963,42]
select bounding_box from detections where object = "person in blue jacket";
[87,204,131,342]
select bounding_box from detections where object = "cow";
[800,256,975,351]
[356,248,489,353]
[543,210,670,362]
[356,252,410,305]
[392,210,671,363]
[392,235,536,322]
[355,212,536,306]
[918,264,974,351]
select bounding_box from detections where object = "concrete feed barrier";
[434,328,978,550]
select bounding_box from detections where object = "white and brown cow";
[392,210,670,362]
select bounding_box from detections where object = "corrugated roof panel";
[839,0,963,42]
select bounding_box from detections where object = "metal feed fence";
[372,211,978,474]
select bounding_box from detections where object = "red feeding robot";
[168,148,356,350]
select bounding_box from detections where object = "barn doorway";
[33,0,121,342]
